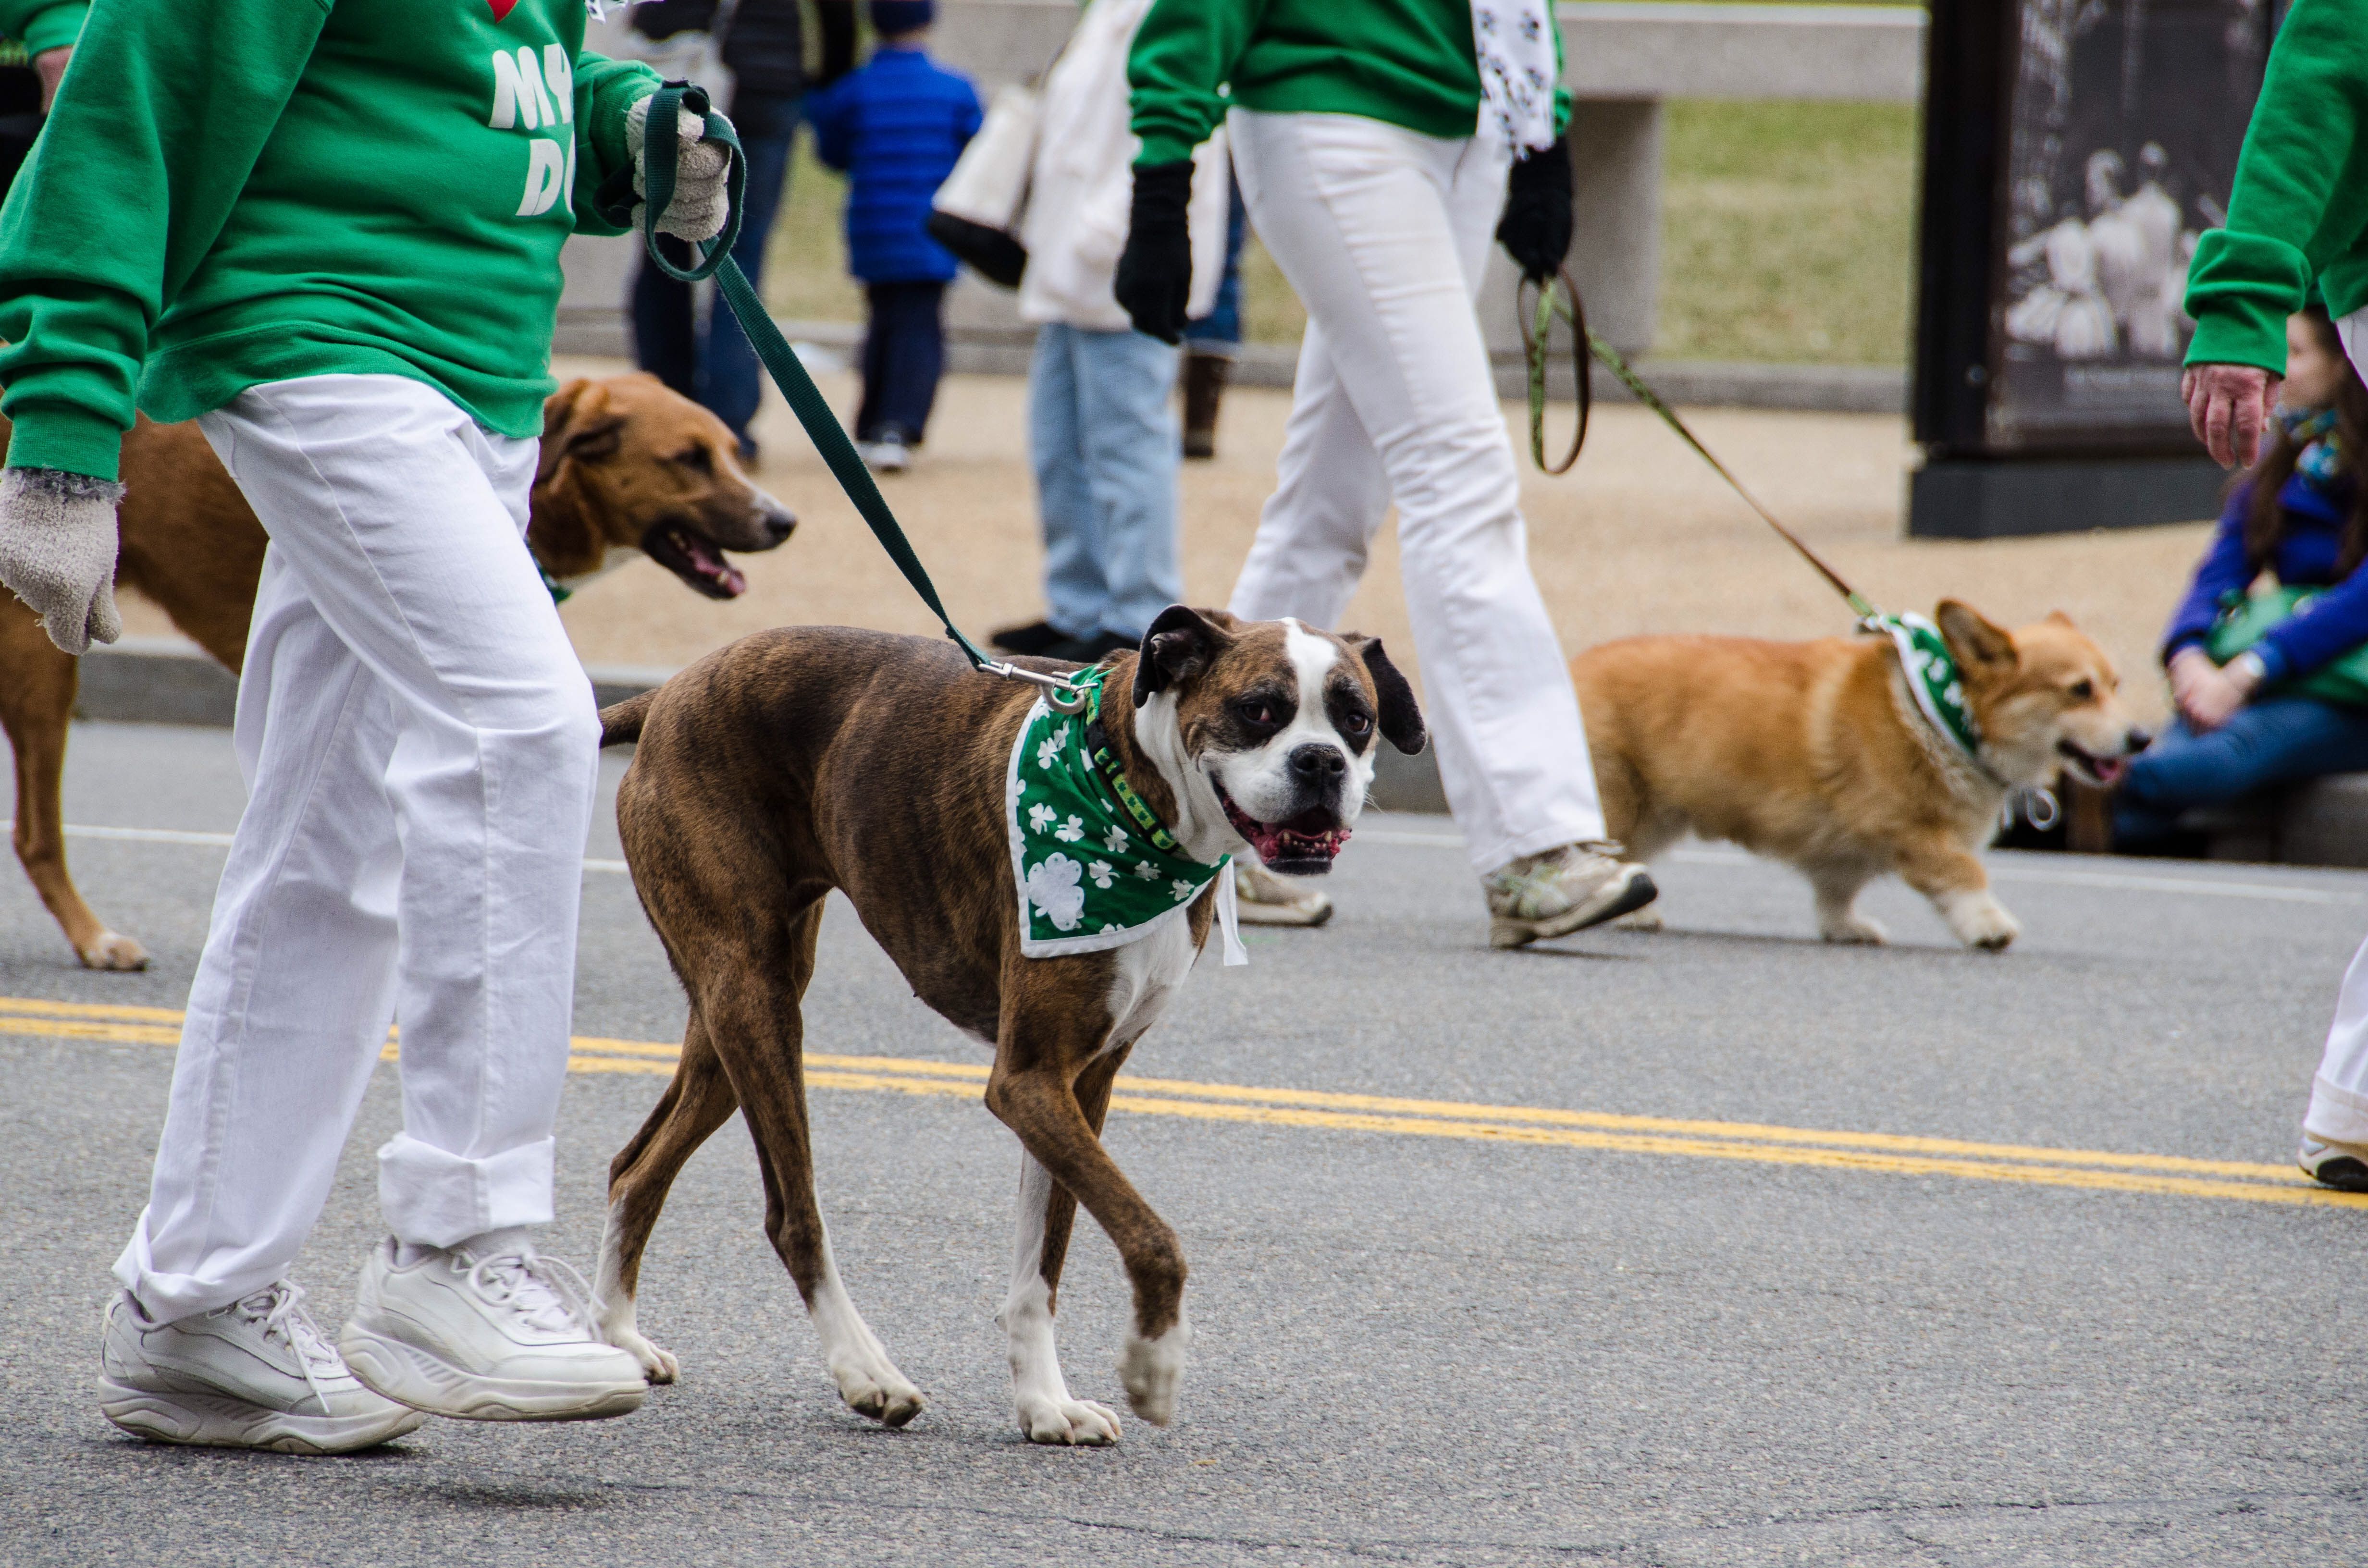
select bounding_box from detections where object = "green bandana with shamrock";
[1862,611,2003,782]
[1005,668,1248,963]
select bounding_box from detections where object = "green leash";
[605,83,1089,713]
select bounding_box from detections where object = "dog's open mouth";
[1211,781,1350,873]
[2058,738,2127,787]
[641,522,748,600]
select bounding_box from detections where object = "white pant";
[116,376,602,1321]
[1225,110,1606,873]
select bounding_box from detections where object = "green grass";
[761,99,1922,366]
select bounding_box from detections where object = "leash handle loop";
[1518,268,1589,475]
[621,84,1081,700]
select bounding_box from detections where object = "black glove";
[1113,160,1195,344]
[1496,132,1573,283]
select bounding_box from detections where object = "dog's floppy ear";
[1132,604,1235,707]
[1344,633,1427,755]
[530,380,624,577]
[538,379,626,490]
[1936,599,2017,676]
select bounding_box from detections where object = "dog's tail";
[599,689,656,747]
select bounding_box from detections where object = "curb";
[73,639,1457,815]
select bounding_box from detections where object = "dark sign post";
[1911,0,2273,538]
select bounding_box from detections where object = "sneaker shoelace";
[217,1281,342,1409]
[461,1249,606,1338]
[1488,841,1628,913]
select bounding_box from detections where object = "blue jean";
[630,91,800,444]
[1029,323,1183,641]
[1182,170,1249,354]
[2114,695,2368,846]
[855,280,946,443]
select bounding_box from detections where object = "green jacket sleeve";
[569,49,662,237]
[2184,0,2368,373]
[0,0,85,55]
[0,0,327,479]
[1129,0,1265,167]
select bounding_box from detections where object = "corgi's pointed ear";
[1936,600,2017,675]
[2045,609,2075,627]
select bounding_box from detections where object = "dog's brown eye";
[1341,711,1371,736]
[2068,679,2094,700]
[674,445,713,475]
[1236,700,1277,729]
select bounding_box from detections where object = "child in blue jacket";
[805,0,980,472]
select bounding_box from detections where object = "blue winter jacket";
[804,45,982,284]
[2163,469,2368,682]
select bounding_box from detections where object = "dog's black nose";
[1288,744,1346,784]
[764,510,796,545]
[2124,727,2152,754]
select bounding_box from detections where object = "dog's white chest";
[1102,914,1197,1052]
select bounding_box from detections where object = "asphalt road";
[6,721,2368,1566]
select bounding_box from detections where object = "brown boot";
[1181,351,1229,459]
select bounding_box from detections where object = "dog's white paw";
[829,1352,925,1428]
[606,1321,679,1384]
[1941,891,2019,951]
[1613,905,1665,932]
[1818,910,1887,945]
[77,928,148,971]
[1118,1318,1190,1428]
[1017,1394,1122,1446]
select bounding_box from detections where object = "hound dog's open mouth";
[2057,737,2127,787]
[1211,780,1351,874]
[641,521,748,599]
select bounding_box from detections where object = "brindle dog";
[591,609,1424,1445]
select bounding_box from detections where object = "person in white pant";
[0,0,730,1452]
[1115,0,1657,947]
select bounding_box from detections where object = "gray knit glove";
[626,95,731,243]
[0,467,123,655]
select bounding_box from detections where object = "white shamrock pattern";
[1088,860,1116,889]
[1054,814,1085,843]
[1036,722,1070,772]
[1103,824,1130,853]
[1028,802,1056,834]
[1134,860,1158,880]
[1170,879,1195,900]
[1027,854,1087,931]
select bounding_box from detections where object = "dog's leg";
[595,1010,740,1383]
[1810,867,1887,945]
[987,1034,1190,1431]
[1000,1047,1128,1446]
[0,610,145,970]
[713,906,925,1428]
[1898,840,2020,951]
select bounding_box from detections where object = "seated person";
[2119,306,2368,848]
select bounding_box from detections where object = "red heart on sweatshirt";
[486,0,519,19]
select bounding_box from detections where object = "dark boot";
[1182,351,1229,459]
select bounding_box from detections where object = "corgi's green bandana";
[1005,668,1247,963]
[1862,611,2003,783]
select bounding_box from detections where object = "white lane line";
[15,819,2364,905]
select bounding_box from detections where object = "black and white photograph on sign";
[1990,0,2267,451]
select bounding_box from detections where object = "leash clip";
[984,659,1091,713]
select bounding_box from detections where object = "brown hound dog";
[591,610,1425,1444]
[1,372,793,970]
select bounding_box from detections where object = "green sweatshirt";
[2184,0,2368,373]
[1129,0,1566,167]
[0,0,83,56]
[0,0,660,480]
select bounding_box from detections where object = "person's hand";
[0,467,123,655]
[2166,645,2217,715]
[2174,649,2263,732]
[2183,362,2282,468]
[627,95,732,242]
[1113,161,1195,344]
[32,46,68,113]
[1496,132,1573,283]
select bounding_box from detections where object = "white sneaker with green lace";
[99,1281,425,1455]
[1233,861,1334,927]
[340,1233,647,1422]
[1482,842,1658,948]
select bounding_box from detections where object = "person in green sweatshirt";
[1113,0,1659,949]
[0,0,731,1453]
[2178,0,2368,1195]
[0,0,79,111]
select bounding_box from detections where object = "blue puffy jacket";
[2163,469,2368,684]
[805,45,982,284]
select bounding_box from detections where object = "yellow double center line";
[7,994,2357,1211]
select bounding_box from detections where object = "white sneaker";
[99,1282,425,1455]
[2300,1137,2368,1191]
[340,1235,647,1422]
[865,435,910,474]
[1482,841,1658,949]
[1233,861,1333,927]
